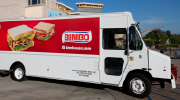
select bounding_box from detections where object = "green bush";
[144,39,155,45]
[160,44,180,48]
[166,45,172,48]
[160,44,165,47]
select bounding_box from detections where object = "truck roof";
[0,12,135,29]
[0,12,132,22]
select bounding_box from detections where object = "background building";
[0,0,74,20]
[0,1,105,19]
[70,2,104,15]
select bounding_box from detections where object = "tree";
[152,29,163,33]
[143,29,169,44]
[143,32,156,40]
[155,33,168,44]
[166,30,171,38]
[170,35,180,44]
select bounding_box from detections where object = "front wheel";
[124,73,151,98]
[11,64,27,81]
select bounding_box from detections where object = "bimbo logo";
[62,31,92,43]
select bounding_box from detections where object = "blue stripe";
[147,96,152,100]
[152,86,180,95]
[151,92,175,100]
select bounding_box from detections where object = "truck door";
[100,28,128,85]
[128,26,148,72]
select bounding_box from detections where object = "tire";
[11,64,27,81]
[124,73,151,98]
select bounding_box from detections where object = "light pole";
[158,35,160,50]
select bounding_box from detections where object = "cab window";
[103,28,127,50]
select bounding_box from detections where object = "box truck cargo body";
[0,12,176,98]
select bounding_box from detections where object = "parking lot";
[0,76,116,100]
[0,75,180,100]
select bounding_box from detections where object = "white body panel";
[0,51,100,83]
[149,49,171,79]
[100,15,127,28]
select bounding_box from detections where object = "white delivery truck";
[0,12,176,98]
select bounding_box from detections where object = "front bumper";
[171,73,176,89]
[157,73,176,89]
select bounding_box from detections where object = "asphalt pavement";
[1,73,180,100]
[0,76,129,100]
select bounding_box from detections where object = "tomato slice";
[36,32,45,35]
[36,31,52,35]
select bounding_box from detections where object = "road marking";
[151,92,175,100]
[152,86,180,95]
[165,84,180,89]
[147,96,152,100]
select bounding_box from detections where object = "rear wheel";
[11,64,27,81]
[124,73,151,98]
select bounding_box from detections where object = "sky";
[57,0,180,36]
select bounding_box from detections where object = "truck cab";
[99,12,175,98]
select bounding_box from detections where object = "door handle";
[125,49,128,55]
[142,68,152,70]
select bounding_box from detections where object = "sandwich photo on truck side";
[7,25,35,51]
[33,22,55,41]
[0,12,176,98]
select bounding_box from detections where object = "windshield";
[129,26,143,50]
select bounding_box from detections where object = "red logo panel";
[0,17,99,55]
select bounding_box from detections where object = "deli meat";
[11,41,14,48]
[11,39,33,49]
[10,41,17,49]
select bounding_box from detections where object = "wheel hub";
[14,68,24,80]
[130,78,146,94]
[135,84,140,88]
